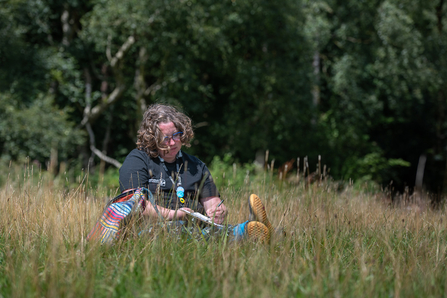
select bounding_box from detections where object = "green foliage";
[85,167,121,192]
[0,93,85,163]
[309,0,447,191]
[208,153,258,190]
[344,150,410,186]
[82,0,313,164]
[1,0,447,194]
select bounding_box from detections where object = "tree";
[80,0,315,164]
[2,0,447,197]
[308,0,447,192]
[0,0,85,166]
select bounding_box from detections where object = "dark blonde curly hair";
[136,104,194,158]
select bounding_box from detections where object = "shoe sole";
[249,194,273,233]
[246,221,270,243]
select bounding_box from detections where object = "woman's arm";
[200,196,227,224]
[123,188,193,221]
[141,202,193,220]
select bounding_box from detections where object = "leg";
[248,194,273,233]
[228,193,273,243]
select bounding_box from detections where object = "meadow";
[1,163,446,298]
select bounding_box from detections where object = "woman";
[119,104,272,242]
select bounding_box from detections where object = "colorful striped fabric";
[87,188,145,244]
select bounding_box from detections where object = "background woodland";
[1,0,446,197]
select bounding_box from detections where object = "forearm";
[142,202,187,220]
[121,188,182,220]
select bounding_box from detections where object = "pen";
[217,199,225,207]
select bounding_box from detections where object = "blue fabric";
[232,220,249,239]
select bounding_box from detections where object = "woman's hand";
[201,196,227,224]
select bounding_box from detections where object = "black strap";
[158,150,183,187]
[141,187,164,221]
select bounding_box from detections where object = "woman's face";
[158,122,182,162]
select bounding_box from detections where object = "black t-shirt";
[119,149,219,211]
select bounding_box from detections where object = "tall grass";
[1,164,446,297]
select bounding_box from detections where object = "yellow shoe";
[246,221,270,243]
[248,194,273,234]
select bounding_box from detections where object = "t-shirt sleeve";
[199,164,220,198]
[119,149,150,192]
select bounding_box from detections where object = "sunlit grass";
[1,164,446,297]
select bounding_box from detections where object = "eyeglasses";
[162,132,183,144]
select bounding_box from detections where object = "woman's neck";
[160,150,182,163]
[163,157,176,163]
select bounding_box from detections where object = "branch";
[86,123,122,168]
[61,5,79,46]
[144,77,177,97]
[83,69,121,168]
[144,80,162,96]
[106,35,112,62]
[81,83,126,126]
[81,35,135,126]
[110,35,135,68]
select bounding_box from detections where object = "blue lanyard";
[158,151,185,203]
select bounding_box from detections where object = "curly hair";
[136,104,194,158]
